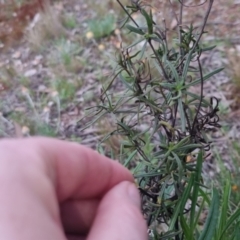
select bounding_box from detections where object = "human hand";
[0,137,147,240]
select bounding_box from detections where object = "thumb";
[87,181,148,240]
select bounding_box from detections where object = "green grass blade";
[217,180,231,239]
[219,208,240,240]
[171,151,183,180]
[123,149,138,167]
[169,175,194,231]
[158,230,182,240]
[234,226,240,240]
[180,214,191,240]
[198,188,220,240]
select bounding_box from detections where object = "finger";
[60,199,99,234]
[87,181,148,240]
[0,137,134,202]
[67,235,85,240]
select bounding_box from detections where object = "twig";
[190,0,214,52]
[179,0,184,73]
[116,0,140,28]
[190,0,215,134]
[148,40,169,81]
[191,56,204,135]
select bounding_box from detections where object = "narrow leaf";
[198,188,220,240]
[219,208,240,240]
[126,24,145,35]
[201,45,216,52]
[185,68,224,88]
[190,151,203,229]
[141,8,153,34]
[123,150,138,167]
[180,215,191,239]
[127,37,146,48]
[178,98,186,132]
[218,180,231,238]
[166,60,179,82]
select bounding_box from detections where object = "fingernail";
[127,183,141,207]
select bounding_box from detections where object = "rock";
[24,69,37,77]
[13,60,23,70]
[14,107,26,112]
[236,45,240,54]
[48,101,54,107]
[12,51,21,59]
[37,84,50,93]
[0,61,5,68]
[170,19,178,30]
[21,126,30,135]
[74,5,80,11]
[32,55,43,66]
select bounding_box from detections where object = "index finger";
[1,137,134,202]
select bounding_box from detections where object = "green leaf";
[134,171,162,178]
[199,187,211,205]
[180,175,195,212]
[193,194,207,234]
[101,69,123,96]
[159,82,176,89]
[178,98,186,132]
[190,151,203,230]
[169,175,194,231]
[186,91,210,107]
[153,58,165,78]
[123,150,138,167]
[180,215,191,239]
[166,60,179,82]
[200,45,216,52]
[218,180,231,238]
[178,144,202,152]
[157,230,182,240]
[172,151,183,179]
[141,8,153,34]
[234,226,240,240]
[120,70,135,83]
[185,67,224,88]
[79,110,106,131]
[219,208,240,240]
[174,136,190,149]
[183,50,195,78]
[126,24,145,35]
[126,37,146,48]
[139,40,147,59]
[198,188,220,240]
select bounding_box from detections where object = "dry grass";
[25,1,66,50]
[87,0,130,17]
[226,49,240,110]
[0,0,48,49]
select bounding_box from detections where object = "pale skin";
[0,137,148,240]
